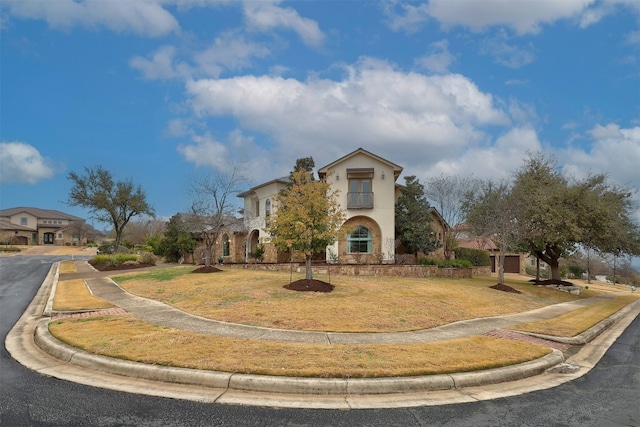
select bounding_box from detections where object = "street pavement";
[6,259,640,409]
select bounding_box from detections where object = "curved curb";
[34,320,565,395]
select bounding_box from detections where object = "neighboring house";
[238,177,292,263]
[179,213,247,264]
[0,207,86,246]
[455,223,540,275]
[238,148,446,264]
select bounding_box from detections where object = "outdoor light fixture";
[381,171,385,179]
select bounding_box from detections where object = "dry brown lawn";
[511,294,640,337]
[113,268,603,333]
[53,279,115,311]
[48,267,639,378]
[49,315,551,378]
[59,260,78,274]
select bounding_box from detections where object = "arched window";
[222,234,230,257]
[265,199,271,216]
[348,225,372,253]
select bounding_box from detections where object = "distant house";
[0,207,86,246]
[455,223,540,275]
[179,213,247,264]
[237,148,447,264]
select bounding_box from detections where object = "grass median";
[49,315,552,378]
[510,294,640,337]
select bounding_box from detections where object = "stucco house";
[238,148,446,264]
[0,207,86,246]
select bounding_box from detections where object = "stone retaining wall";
[223,263,473,279]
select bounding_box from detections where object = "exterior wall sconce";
[381,171,385,179]
[336,174,340,180]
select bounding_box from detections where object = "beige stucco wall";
[324,152,398,263]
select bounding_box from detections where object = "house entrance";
[43,232,55,244]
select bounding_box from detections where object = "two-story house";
[0,207,86,246]
[238,148,419,264]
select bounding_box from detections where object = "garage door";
[491,255,521,273]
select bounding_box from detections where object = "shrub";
[454,248,491,266]
[114,253,138,264]
[138,252,157,265]
[417,258,472,268]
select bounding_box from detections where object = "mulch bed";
[490,283,522,294]
[90,263,155,271]
[192,266,223,273]
[530,279,576,286]
[284,279,335,293]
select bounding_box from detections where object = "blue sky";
[1,0,639,231]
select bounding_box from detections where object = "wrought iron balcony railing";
[347,192,374,209]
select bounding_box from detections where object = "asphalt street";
[1,256,638,426]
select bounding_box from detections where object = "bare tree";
[463,179,518,286]
[426,174,479,259]
[187,165,247,267]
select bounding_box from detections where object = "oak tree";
[67,165,154,251]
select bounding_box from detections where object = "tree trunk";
[549,258,561,281]
[305,256,313,280]
[497,245,506,285]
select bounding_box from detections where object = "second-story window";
[20,217,28,226]
[347,168,374,209]
[265,199,271,216]
[255,199,260,216]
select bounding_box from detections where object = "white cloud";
[194,31,270,77]
[480,31,536,68]
[423,126,543,179]
[382,1,431,34]
[561,124,640,189]
[130,45,184,80]
[181,58,517,180]
[243,1,325,47]
[3,0,179,37]
[185,59,509,170]
[176,129,273,181]
[415,39,456,74]
[0,141,55,184]
[177,132,229,170]
[426,0,595,35]
[383,0,640,36]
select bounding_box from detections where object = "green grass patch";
[112,266,196,283]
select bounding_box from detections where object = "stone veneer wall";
[222,263,473,279]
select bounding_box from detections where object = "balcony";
[347,192,374,209]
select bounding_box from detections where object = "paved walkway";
[62,261,621,347]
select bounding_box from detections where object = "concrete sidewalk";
[7,261,640,409]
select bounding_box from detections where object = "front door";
[43,232,54,244]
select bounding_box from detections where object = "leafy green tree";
[67,165,154,251]
[291,156,315,178]
[159,214,198,263]
[511,153,640,281]
[264,170,345,280]
[395,176,440,258]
